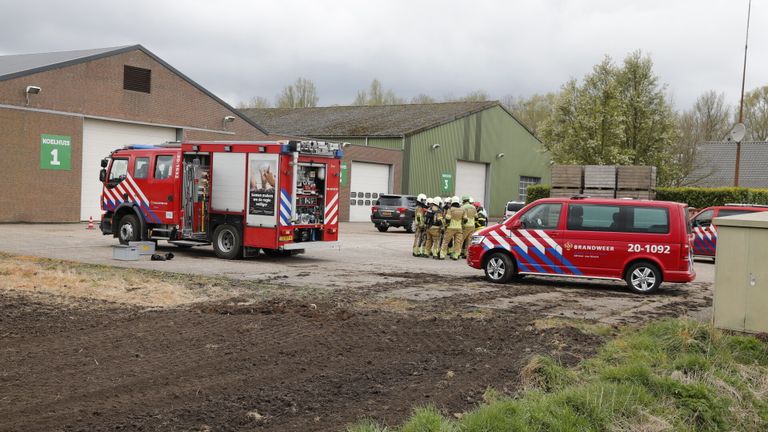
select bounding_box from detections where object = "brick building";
[0,45,269,222]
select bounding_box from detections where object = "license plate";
[381,211,392,217]
[279,236,293,242]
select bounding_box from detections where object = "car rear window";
[718,209,758,218]
[377,196,404,206]
[507,202,525,212]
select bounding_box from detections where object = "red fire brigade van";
[467,197,695,294]
[99,140,343,259]
[690,204,768,258]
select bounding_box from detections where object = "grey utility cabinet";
[712,211,768,333]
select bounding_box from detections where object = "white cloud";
[0,0,764,110]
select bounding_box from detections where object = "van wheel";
[377,225,389,232]
[625,262,662,294]
[213,224,242,260]
[484,252,514,284]
[118,214,140,245]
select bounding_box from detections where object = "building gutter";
[0,103,236,135]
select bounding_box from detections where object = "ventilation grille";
[123,65,151,93]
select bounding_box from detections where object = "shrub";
[656,187,768,209]
[526,185,551,204]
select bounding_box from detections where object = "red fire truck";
[98,140,343,259]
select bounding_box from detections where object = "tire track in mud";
[1,294,602,432]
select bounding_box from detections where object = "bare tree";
[743,85,768,141]
[238,96,272,109]
[503,93,557,135]
[353,79,404,105]
[410,93,437,104]
[444,90,489,102]
[669,91,731,186]
[276,77,319,108]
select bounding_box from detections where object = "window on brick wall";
[123,65,151,93]
[518,176,541,201]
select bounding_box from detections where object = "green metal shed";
[241,101,550,219]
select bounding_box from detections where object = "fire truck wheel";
[117,214,141,245]
[484,252,514,284]
[625,261,661,294]
[213,224,243,260]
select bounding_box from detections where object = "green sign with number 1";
[40,134,72,170]
[440,173,453,193]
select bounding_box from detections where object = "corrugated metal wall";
[407,106,550,216]
[316,106,550,217]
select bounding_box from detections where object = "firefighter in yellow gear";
[423,197,444,258]
[440,196,466,260]
[460,195,478,258]
[412,193,428,256]
[474,202,488,229]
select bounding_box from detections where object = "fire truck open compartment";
[293,163,327,243]
[181,153,210,239]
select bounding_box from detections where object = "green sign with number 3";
[40,134,72,170]
[440,173,453,194]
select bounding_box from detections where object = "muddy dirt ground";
[0,224,714,431]
[1,273,711,432]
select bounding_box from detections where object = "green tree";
[540,52,679,185]
[743,85,768,141]
[276,77,319,108]
[353,79,404,105]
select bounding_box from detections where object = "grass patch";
[346,318,768,431]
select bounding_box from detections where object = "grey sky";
[0,0,764,110]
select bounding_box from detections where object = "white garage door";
[455,161,488,206]
[349,162,391,222]
[81,119,177,220]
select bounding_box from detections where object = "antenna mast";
[734,0,751,187]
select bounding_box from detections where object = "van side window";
[520,203,562,230]
[567,204,621,231]
[693,209,714,227]
[154,155,174,180]
[629,207,669,233]
[134,157,149,179]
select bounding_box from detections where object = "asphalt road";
[0,222,714,287]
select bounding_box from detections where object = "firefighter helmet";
[433,196,443,207]
[461,195,471,202]
[417,193,427,204]
[452,196,460,203]
[426,197,434,205]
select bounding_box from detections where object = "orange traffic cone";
[87,216,95,230]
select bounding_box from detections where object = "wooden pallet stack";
[615,166,656,200]
[550,165,582,197]
[582,165,617,198]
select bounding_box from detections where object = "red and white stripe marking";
[324,191,339,225]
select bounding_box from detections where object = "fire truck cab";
[99,140,343,259]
